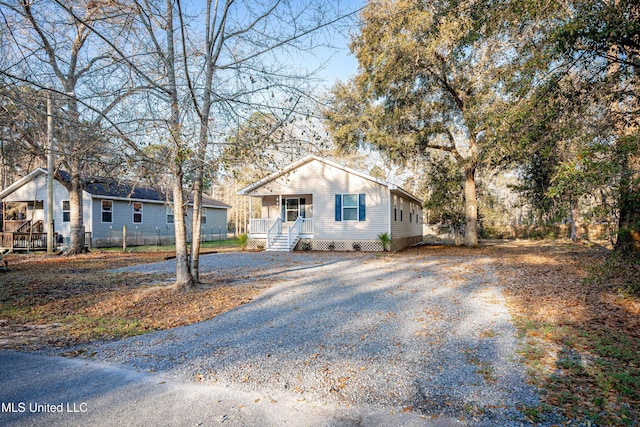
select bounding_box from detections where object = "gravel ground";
[75,251,541,425]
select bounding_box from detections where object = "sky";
[310,0,366,88]
[180,0,363,88]
[315,42,359,88]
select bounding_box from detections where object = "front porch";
[249,217,314,251]
[246,194,314,251]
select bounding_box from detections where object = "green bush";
[377,232,391,251]
[238,233,248,251]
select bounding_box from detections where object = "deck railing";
[0,232,59,250]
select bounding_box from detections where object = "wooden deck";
[0,232,58,251]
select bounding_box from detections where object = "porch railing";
[301,218,313,234]
[288,217,303,249]
[250,217,313,235]
[266,218,281,250]
[250,218,275,235]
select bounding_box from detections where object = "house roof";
[0,168,230,209]
[237,155,422,204]
[0,168,47,200]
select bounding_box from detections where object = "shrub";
[377,232,391,251]
[238,233,248,251]
[352,242,362,251]
[300,241,312,251]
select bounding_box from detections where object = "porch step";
[266,234,300,252]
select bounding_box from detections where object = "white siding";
[390,192,424,245]
[390,193,423,238]
[1,173,81,238]
[248,159,389,240]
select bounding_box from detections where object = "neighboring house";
[237,155,423,251]
[0,168,230,250]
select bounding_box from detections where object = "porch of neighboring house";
[247,194,314,251]
[0,200,57,251]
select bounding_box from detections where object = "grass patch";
[62,315,151,340]
[495,241,640,425]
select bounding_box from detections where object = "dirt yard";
[0,250,266,350]
[1,240,638,424]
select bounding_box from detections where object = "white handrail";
[288,216,303,249]
[266,218,281,249]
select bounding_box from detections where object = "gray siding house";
[238,155,423,251]
[0,168,230,249]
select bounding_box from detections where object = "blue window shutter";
[335,194,342,221]
[358,193,366,221]
[300,198,306,218]
[280,202,285,222]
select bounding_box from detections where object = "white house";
[0,168,230,250]
[237,155,424,251]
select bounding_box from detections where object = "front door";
[282,197,306,223]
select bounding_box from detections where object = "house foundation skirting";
[297,239,384,252]
[247,238,384,252]
[248,236,424,252]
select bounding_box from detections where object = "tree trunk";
[163,0,194,291]
[570,196,581,242]
[463,139,479,247]
[615,146,640,252]
[172,164,194,291]
[66,172,86,254]
[464,165,479,247]
[190,176,203,283]
[608,38,640,252]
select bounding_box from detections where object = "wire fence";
[90,226,235,248]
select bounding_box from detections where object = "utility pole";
[46,92,55,254]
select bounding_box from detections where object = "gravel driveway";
[83,251,540,425]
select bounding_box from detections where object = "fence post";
[122,225,127,253]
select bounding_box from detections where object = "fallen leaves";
[0,251,266,350]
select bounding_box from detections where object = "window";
[166,205,174,224]
[342,194,358,221]
[62,201,70,222]
[133,202,143,223]
[101,200,113,223]
[394,195,398,222]
[201,208,207,224]
[335,194,366,222]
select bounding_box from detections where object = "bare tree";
[107,0,358,289]
[0,0,136,254]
